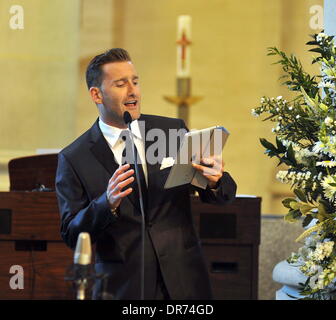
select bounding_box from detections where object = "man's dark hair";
[86,48,131,89]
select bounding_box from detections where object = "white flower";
[312,241,334,261]
[312,141,333,156]
[251,109,259,117]
[277,96,283,100]
[305,171,312,179]
[276,170,289,183]
[317,33,327,42]
[288,106,293,111]
[316,161,336,168]
[319,81,335,89]
[291,144,318,165]
[325,117,334,126]
[296,115,300,119]
[321,175,336,200]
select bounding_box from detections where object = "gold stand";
[163,78,203,127]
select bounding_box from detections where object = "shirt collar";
[98,118,143,148]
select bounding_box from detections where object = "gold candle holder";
[163,78,202,128]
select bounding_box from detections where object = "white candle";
[177,15,192,78]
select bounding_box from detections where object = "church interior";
[0,0,330,300]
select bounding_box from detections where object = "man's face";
[95,61,141,128]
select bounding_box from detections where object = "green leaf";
[276,137,287,153]
[309,48,324,54]
[299,204,314,215]
[300,87,316,109]
[294,189,307,202]
[290,201,300,210]
[317,201,330,222]
[319,103,329,112]
[259,138,278,153]
[284,209,302,222]
[282,198,297,209]
[302,215,314,228]
[286,144,297,166]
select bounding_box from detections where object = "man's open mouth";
[124,100,137,107]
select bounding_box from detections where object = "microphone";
[73,232,92,300]
[123,111,133,125]
[123,111,145,300]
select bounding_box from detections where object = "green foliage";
[253,32,336,299]
[267,46,319,97]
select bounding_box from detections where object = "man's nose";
[127,82,137,97]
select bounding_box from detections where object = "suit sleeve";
[194,171,237,205]
[55,152,115,249]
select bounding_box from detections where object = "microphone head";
[74,232,92,265]
[123,111,133,125]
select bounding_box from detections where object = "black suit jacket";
[55,114,237,299]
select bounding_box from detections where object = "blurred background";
[0,0,326,298]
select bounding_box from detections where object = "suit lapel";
[89,116,168,214]
[91,120,119,176]
[89,119,142,214]
[90,129,119,176]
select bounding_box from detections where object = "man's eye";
[116,82,125,87]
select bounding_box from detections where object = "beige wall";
[0,0,325,214]
[0,0,80,189]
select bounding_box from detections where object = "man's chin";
[126,109,141,120]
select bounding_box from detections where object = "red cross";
[177,31,192,69]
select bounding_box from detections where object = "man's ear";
[89,87,103,104]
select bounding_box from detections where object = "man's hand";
[107,163,134,210]
[191,155,224,189]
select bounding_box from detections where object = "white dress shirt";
[98,118,148,185]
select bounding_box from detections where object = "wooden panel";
[202,244,253,300]
[0,192,61,241]
[0,241,74,299]
[191,196,261,300]
[8,154,58,192]
[192,196,261,245]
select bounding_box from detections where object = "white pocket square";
[160,157,175,170]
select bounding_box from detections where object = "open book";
[164,126,230,189]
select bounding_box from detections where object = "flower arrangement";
[252,32,336,299]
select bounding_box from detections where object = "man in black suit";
[56,48,237,300]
